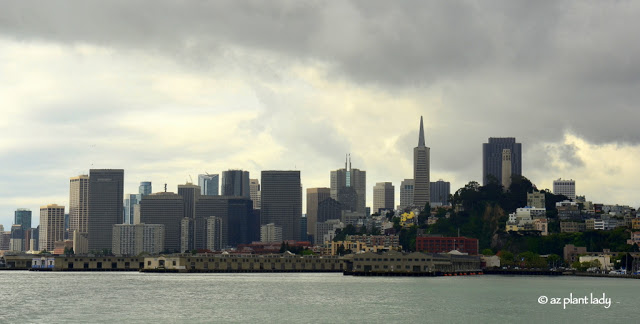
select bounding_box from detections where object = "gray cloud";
[3,1,640,226]
[2,1,640,146]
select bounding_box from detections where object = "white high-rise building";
[399,179,415,209]
[260,223,282,243]
[69,175,89,235]
[553,179,576,200]
[112,223,165,256]
[249,179,261,209]
[40,204,65,252]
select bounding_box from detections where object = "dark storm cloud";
[3,0,640,196]
[3,1,639,145]
[0,1,561,83]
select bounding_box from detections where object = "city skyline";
[3,2,640,227]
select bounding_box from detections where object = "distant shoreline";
[2,267,638,279]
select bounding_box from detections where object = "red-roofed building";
[416,236,478,255]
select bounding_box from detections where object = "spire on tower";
[418,116,426,147]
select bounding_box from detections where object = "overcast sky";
[2,1,640,228]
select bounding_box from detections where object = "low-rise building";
[533,218,548,236]
[527,192,546,209]
[563,244,587,264]
[481,255,500,268]
[560,221,586,233]
[593,218,623,231]
[347,250,481,274]
[556,200,580,220]
[143,254,344,272]
[315,219,343,245]
[53,240,73,255]
[329,235,400,256]
[416,236,478,255]
[579,255,613,271]
[506,207,548,235]
[627,232,640,246]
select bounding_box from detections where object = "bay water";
[0,271,637,323]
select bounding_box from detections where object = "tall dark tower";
[221,170,250,198]
[260,171,302,241]
[482,137,522,186]
[88,169,124,251]
[413,117,430,208]
[140,192,184,253]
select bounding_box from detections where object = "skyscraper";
[88,169,124,252]
[178,183,200,219]
[14,208,32,230]
[430,180,451,206]
[221,170,250,198]
[39,204,65,251]
[69,175,89,235]
[330,155,366,213]
[399,179,415,210]
[250,179,261,209]
[198,174,219,196]
[139,181,152,196]
[124,194,141,225]
[139,192,184,253]
[373,182,395,212]
[206,216,223,251]
[261,171,302,241]
[178,183,200,250]
[10,224,24,251]
[482,137,522,186]
[306,187,331,242]
[196,196,253,249]
[413,116,431,208]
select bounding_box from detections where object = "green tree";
[571,260,581,270]
[578,261,591,271]
[392,217,402,232]
[279,242,287,253]
[418,205,430,225]
[481,248,494,256]
[547,254,561,268]
[499,251,514,266]
[398,226,417,251]
[614,253,634,270]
